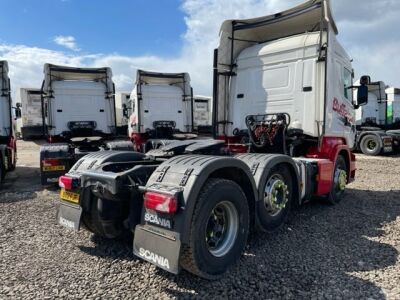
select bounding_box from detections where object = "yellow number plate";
[60,189,80,204]
[43,165,66,172]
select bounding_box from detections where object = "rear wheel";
[326,155,347,205]
[360,135,381,156]
[180,178,250,279]
[257,164,293,231]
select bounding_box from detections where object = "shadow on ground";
[69,188,399,298]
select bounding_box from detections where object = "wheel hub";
[264,176,289,216]
[205,201,239,257]
[367,140,377,150]
[335,169,347,191]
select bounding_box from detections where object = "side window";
[343,67,353,102]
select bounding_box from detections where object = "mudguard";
[235,153,300,203]
[142,155,257,243]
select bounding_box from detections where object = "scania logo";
[144,212,172,229]
[139,248,170,269]
[59,217,75,229]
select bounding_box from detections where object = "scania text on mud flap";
[0,61,17,186]
[57,0,362,279]
[39,64,134,185]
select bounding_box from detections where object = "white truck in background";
[193,95,212,133]
[354,78,400,155]
[128,69,195,152]
[15,88,43,140]
[115,92,131,135]
[39,64,132,185]
[0,61,17,185]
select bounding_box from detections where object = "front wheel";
[326,155,348,205]
[180,178,250,279]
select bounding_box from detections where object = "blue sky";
[0,0,186,56]
[0,0,399,97]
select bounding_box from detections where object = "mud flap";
[56,202,82,231]
[133,225,181,274]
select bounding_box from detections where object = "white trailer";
[128,70,194,151]
[115,92,131,135]
[0,61,17,185]
[15,88,43,139]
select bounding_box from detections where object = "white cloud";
[53,35,80,51]
[1,0,400,102]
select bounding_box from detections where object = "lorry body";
[128,70,195,152]
[15,88,43,140]
[115,92,131,135]
[354,80,400,155]
[56,0,366,278]
[0,61,17,185]
[193,95,212,133]
[39,64,132,185]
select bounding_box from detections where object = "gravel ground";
[0,140,399,299]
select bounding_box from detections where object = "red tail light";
[59,176,79,190]
[42,159,60,167]
[144,192,178,214]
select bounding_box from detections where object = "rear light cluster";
[59,176,80,190]
[144,192,178,214]
[42,159,61,167]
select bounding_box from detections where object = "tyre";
[180,178,250,279]
[257,164,293,231]
[326,155,347,205]
[82,196,129,239]
[360,135,381,156]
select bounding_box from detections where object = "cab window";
[343,68,353,102]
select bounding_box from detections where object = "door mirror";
[357,84,368,107]
[122,103,129,118]
[14,107,22,119]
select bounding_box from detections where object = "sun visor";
[42,64,114,96]
[218,0,335,67]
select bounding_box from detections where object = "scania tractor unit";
[0,61,17,186]
[128,70,195,152]
[115,92,131,135]
[39,64,132,185]
[16,88,44,140]
[56,0,367,278]
[354,79,400,155]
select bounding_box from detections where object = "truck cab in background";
[115,92,131,135]
[193,95,212,134]
[128,70,196,152]
[354,78,400,155]
[15,88,43,140]
[0,61,17,185]
[39,64,133,185]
